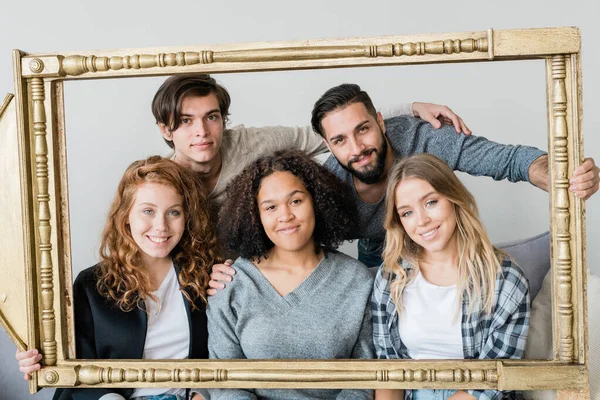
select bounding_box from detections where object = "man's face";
[159,93,225,170]
[320,102,388,184]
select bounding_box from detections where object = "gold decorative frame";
[0,27,590,398]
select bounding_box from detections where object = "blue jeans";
[412,389,458,400]
[129,395,185,400]
[357,237,384,268]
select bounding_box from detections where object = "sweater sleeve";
[206,290,257,400]
[351,302,375,360]
[336,304,375,400]
[380,103,414,119]
[242,125,327,158]
[396,118,546,183]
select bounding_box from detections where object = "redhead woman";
[16,156,219,400]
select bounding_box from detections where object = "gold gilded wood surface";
[30,77,57,366]
[0,94,27,353]
[546,54,586,364]
[13,49,41,395]
[53,80,76,360]
[2,27,589,396]
[568,53,588,366]
[19,27,580,79]
[549,55,575,362]
[557,389,591,400]
[34,361,588,391]
[57,35,489,76]
[0,92,13,115]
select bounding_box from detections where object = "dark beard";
[343,136,388,184]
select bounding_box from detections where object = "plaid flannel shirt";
[372,257,530,400]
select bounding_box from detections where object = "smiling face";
[257,171,316,255]
[159,93,225,171]
[127,182,185,266]
[320,102,388,184]
[394,177,458,258]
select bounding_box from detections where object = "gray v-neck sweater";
[207,251,374,400]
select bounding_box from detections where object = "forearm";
[375,389,404,400]
[407,122,547,183]
[449,390,478,400]
[246,125,328,158]
[528,154,549,191]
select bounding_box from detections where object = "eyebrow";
[138,202,183,208]
[328,119,369,143]
[396,191,436,210]
[260,189,305,206]
[180,109,221,118]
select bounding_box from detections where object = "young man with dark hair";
[151,75,470,212]
[147,75,474,293]
[311,83,599,266]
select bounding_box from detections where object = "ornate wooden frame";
[0,27,590,398]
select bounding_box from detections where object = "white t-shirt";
[398,272,464,359]
[130,266,190,398]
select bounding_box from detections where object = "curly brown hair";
[97,156,220,312]
[218,150,357,260]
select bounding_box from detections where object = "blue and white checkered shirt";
[372,257,530,400]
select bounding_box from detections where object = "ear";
[376,111,386,134]
[159,123,172,141]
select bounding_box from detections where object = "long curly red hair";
[96,156,220,312]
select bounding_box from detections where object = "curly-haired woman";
[16,156,219,400]
[373,154,530,400]
[207,149,374,400]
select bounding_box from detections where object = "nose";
[194,120,209,137]
[415,210,431,227]
[348,136,364,156]
[154,214,168,231]
[277,205,294,223]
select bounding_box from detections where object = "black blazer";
[53,264,209,400]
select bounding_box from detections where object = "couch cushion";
[495,231,550,300]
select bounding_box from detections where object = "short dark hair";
[152,75,231,148]
[311,83,378,137]
[218,150,357,260]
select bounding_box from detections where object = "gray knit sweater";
[206,251,374,400]
[324,115,547,241]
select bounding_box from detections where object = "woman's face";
[257,171,316,254]
[127,182,185,266]
[394,177,457,257]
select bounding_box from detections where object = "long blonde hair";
[97,156,220,312]
[382,154,504,316]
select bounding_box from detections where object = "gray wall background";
[1,0,598,399]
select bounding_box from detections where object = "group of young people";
[15,74,600,400]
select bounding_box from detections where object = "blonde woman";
[372,154,530,400]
